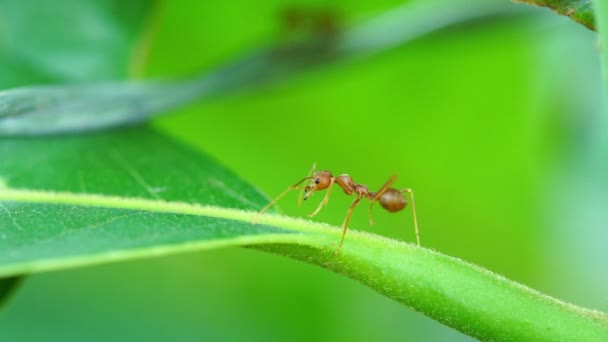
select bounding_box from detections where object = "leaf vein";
[109,150,163,200]
[0,202,25,231]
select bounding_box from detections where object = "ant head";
[303,171,333,200]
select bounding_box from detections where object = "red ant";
[256,163,420,254]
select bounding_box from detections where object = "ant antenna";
[253,175,312,223]
[298,162,316,207]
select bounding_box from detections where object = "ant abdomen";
[379,189,407,212]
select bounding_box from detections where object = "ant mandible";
[255,163,420,254]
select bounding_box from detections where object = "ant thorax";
[335,174,369,197]
[334,174,355,194]
[353,184,369,196]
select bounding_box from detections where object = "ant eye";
[315,178,321,184]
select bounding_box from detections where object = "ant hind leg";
[399,188,420,246]
[368,175,398,226]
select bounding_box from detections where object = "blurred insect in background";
[256,163,420,255]
[280,6,342,42]
[272,6,342,60]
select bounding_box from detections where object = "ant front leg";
[368,201,377,226]
[253,175,312,223]
[335,194,363,255]
[308,177,334,217]
[399,188,420,246]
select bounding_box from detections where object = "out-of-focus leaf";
[516,0,594,29]
[0,0,154,87]
[0,0,520,135]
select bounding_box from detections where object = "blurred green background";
[1,0,607,341]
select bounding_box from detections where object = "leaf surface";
[0,127,305,274]
[0,127,607,341]
[0,0,155,305]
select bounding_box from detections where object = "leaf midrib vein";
[0,188,331,235]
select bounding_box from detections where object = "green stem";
[1,188,607,341]
[260,241,608,341]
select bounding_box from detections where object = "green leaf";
[0,0,156,309]
[515,0,594,29]
[1,1,519,135]
[0,0,154,88]
[0,127,299,273]
[0,126,607,341]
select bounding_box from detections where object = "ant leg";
[368,175,398,226]
[253,176,312,223]
[369,201,377,226]
[298,162,316,207]
[308,177,334,217]
[335,194,363,255]
[399,188,420,246]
